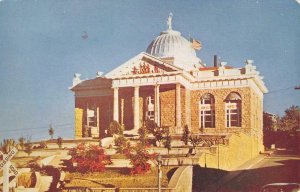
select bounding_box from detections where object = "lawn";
[64,166,178,188]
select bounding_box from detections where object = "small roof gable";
[105,52,182,78]
[71,77,112,91]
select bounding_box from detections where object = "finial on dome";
[167,12,173,30]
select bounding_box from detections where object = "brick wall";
[190,87,252,133]
[75,96,113,138]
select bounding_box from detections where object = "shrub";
[126,143,157,175]
[189,134,202,150]
[145,120,166,147]
[181,125,190,145]
[24,140,33,156]
[69,143,112,173]
[107,121,123,136]
[39,141,47,149]
[164,130,172,153]
[18,137,26,150]
[138,125,148,147]
[115,135,131,154]
[57,137,63,149]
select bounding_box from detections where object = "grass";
[64,166,178,188]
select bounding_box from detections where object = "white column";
[134,86,140,130]
[113,87,119,122]
[154,84,160,126]
[185,88,191,129]
[120,99,124,126]
[176,83,182,132]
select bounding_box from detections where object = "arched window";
[225,92,242,127]
[200,93,215,128]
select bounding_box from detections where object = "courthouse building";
[70,14,268,145]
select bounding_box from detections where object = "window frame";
[199,93,215,129]
[225,92,242,128]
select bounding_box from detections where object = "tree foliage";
[279,105,300,132]
[69,143,112,173]
[263,112,277,132]
[125,143,157,174]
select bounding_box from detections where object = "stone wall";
[197,132,261,171]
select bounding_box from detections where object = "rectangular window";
[201,110,215,128]
[226,106,241,127]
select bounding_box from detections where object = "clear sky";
[0,0,299,141]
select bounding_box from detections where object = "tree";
[57,137,63,149]
[263,112,276,132]
[0,139,17,153]
[279,105,300,132]
[24,140,33,156]
[164,130,172,154]
[48,124,54,140]
[181,125,190,145]
[18,137,26,150]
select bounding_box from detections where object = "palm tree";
[48,124,54,140]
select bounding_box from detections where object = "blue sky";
[0,0,299,141]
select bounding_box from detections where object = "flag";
[191,38,202,50]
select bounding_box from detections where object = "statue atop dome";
[167,12,173,30]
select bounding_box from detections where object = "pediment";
[105,52,182,78]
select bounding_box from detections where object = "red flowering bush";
[125,143,157,175]
[69,143,112,173]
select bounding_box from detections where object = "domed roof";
[146,13,202,70]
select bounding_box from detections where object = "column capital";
[113,87,119,90]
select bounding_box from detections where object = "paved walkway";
[204,153,269,191]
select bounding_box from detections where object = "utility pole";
[157,155,162,192]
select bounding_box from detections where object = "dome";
[146,13,202,70]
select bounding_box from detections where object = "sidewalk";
[204,153,269,192]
